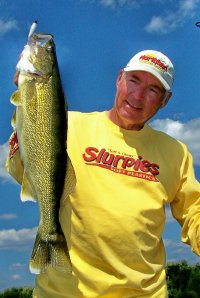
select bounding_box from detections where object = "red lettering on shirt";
[83,147,160,182]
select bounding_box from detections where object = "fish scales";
[22,77,66,226]
[6,23,74,274]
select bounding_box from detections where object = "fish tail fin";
[29,230,71,274]
[29,232,49,274]
[50,234,72,273]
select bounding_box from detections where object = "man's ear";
[160,92,172,108]
[116,69,124,87]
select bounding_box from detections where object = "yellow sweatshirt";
[6,111,200,298]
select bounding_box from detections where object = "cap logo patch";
[139,54,168,72]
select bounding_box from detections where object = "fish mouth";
[27,71,43,77]
[28,21,54,48]
[18,71,42,86]
[30,33,54,47]
[17,61,45,78]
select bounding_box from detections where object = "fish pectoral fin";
[10,90,22,106]
[21,172,38,202]
[5,140,24,185]
[11,109,17,128]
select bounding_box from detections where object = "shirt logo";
[83,147,160,182]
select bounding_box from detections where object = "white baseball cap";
[124,50,174,91]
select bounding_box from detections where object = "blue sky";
[0,0,200,292]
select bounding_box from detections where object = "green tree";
[166,261,200,298]
[20,287,33,298]
[187,263,200,294]
[0,287,33,298]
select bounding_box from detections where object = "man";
[8,50,200,297]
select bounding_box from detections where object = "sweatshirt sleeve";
[170,144,200,256]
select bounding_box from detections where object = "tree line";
[166,260,200,297]
[0,261,200,297]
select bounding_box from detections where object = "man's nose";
[130,86,145,100]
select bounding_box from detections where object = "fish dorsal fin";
[21,172,38,202]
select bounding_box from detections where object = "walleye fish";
[7,22,74,274]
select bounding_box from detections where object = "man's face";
[112,70,171,130]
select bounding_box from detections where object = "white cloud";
[11,274,21,280]
[0,142,16,183]
[82,0,147,9]
[163,237,200,263]
[9,263,26,270]
[164,238,179,248]
[179,0,198,16]
[145,0,199,34]
[0,19,18,36]
[83,0,199,14]
[83,0,199,33]
[164,238,188,255]
[100,0,140,8]
[0,142,9,178]
[150,118,200,165]
[0,227,37,251]
[100,0,116,9]
[0,213,17,220]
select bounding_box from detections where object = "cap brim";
[124,64,171,91]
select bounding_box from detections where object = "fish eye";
[46,45,54,52]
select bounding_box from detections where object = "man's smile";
[124,100,143,111]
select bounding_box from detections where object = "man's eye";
[150,87,158,94]
[130,79,138,83]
